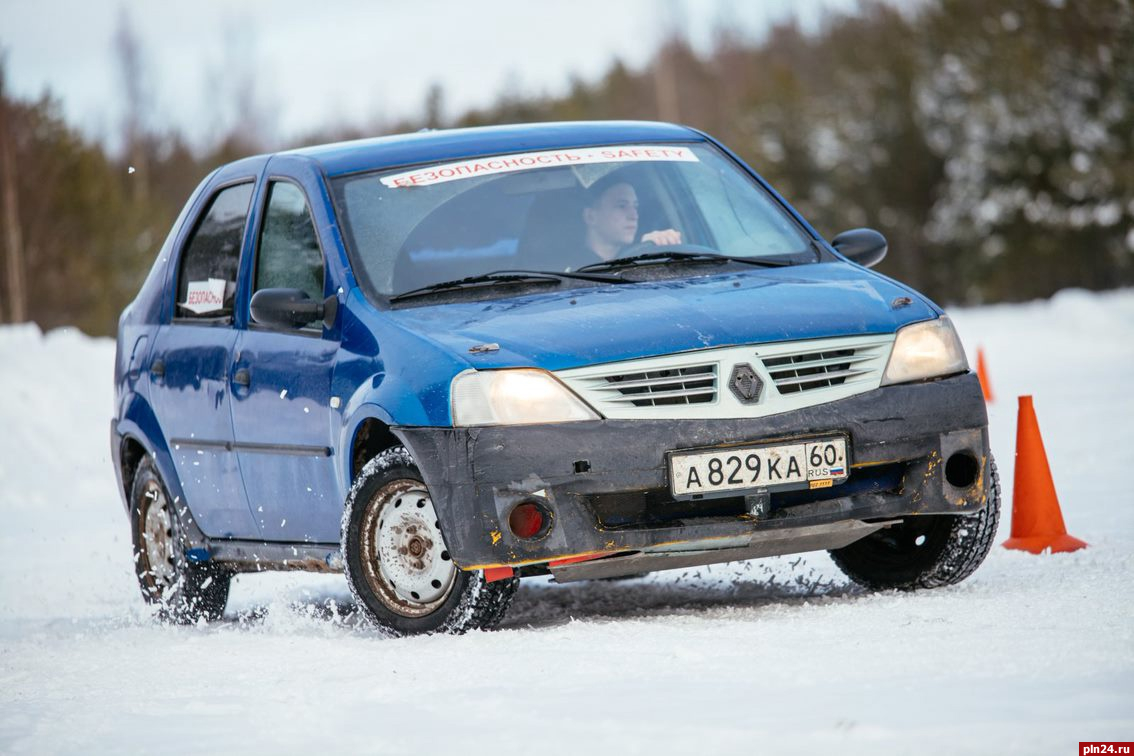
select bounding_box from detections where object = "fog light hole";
[945,452,980,488]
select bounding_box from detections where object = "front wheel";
[829,458,1001,591]
[341,446,517,636]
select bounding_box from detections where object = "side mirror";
[250,288,336,330]
[831,228,888,268]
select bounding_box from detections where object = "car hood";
[382,262,939,371]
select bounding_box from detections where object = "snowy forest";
[0,0,1131,336]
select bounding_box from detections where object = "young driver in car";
[582,176,682,261]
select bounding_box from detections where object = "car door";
[148,181,259,539]
[230,178,342,543]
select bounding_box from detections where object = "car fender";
[115,394,183,509]
[338,401,399,486]
[116,399,216,550]
[336,289,473,428]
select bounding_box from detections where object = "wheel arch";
[114,393,197,546]
[119,435,148,504]
[115,390,180,505]
[342,405,403,487]
[115,428,184,515]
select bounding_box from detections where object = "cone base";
[1002,533,1088,554]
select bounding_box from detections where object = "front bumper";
[397,372,990,569]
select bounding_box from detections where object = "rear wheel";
[829,458,1001,590]
[342,446,517,636]
[130,457,230,622]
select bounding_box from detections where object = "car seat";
[515,190,589,272]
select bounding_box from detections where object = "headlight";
[881,317,968,385]
[451,369,601,426]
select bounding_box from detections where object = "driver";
[582,177,681,261]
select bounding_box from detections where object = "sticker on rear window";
[181,278,227,314]
[380,145,699,188]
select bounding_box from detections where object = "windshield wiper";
[389,269,624,303]
[576,249,794,273]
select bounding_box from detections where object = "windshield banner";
[380,145,699,188]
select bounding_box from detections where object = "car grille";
[557,334,894,420]
[761,347,876,394]
[591,364,717,407]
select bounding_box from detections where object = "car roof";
[282,120,704,177]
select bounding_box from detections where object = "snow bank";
[1,291,1132,754]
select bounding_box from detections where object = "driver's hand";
[641,228,682,246]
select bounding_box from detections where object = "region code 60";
[1081,744,1134,755]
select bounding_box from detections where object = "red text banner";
[380,145,699,189]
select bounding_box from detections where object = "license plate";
[669,436,849,497]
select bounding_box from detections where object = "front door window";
[255,181,325,327]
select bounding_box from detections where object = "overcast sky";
[2,0,858,151]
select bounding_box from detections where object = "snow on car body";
[111,121,998,635]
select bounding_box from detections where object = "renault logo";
[729,363,763,404]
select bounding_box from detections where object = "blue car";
[112,121,998,635]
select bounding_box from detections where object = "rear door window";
[175,182,254,321]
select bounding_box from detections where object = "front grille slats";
[771,367,871,387]
[602,386,717,403]
[587,364,717,407]
[761,345,885,394]
[591,374,713,392]
[762,353,877,371]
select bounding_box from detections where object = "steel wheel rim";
[140,481,177,593]
[360,480,457,618]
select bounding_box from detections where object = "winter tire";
[130,457,231,622]
[829,457,1001,591]
[342,445,518,636]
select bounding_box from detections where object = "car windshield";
[331,142,817,301]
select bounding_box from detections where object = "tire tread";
[830,458,1001,591]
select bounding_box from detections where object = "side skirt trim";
[197,539,343,573]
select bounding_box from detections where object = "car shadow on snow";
[222,557,865,633]
[499,563,862,630]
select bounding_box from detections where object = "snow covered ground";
[1,289,1132,755]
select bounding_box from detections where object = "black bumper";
[396,373,991,569]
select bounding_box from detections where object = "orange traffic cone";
[1002,395,1087,553]
[976,347,994,402]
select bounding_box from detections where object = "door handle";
[233,368,251,387]
[150,358,165,378]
